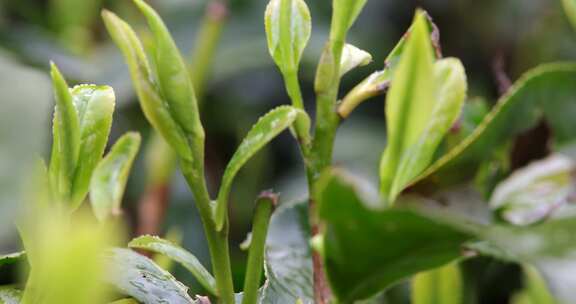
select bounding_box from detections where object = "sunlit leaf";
[317,169,475,302]
[215,106,310,230]
[128,235,216,295]
[339,44,372,77]
[104,248,195,304]
[90,132,141,221]
[265,0,311,74]
[412,262,463,304]
[69,84,115,209]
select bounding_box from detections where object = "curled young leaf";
[128,235,216,295]
[69,84,115,209]
[380,12,466,205]
[90,132,141,222]
[265,0,311,74]
[102,10,193,161]
[214,106,310,230]
[490,154,576,226]
[133,0,205,143]
[49,63,81,201]
[339,43,372,77]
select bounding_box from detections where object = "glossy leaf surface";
[128,235,216,295]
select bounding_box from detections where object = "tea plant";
[3,0,576,303]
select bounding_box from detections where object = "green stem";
[181,161,235,304]
[241,192,277,304]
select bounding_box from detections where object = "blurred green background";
[0,0,575,302]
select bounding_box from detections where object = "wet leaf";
[70,84,115,209]
[265,0,311,74]
[90,132,141,221]
[128,235,216,295]
[215,106,310,230]
[103,248,195,304]
[317,169,475,302]
[0,285,22,304]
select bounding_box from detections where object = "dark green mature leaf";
[412,262,463,304]
[262,201,313,303]
[90,132,141,221]
[49,63,80,201]
[380,12,466,205]
[133,0,204,143]
[490,154,576,226]
[317,170,475,302]
[265,0,311,74]
[413,63,576,190]
[215,106,310,230]
[102,10,193,161]
[128,235,216,295]
[103,248,195,304]
[70,84,115,208]
[0,285,22,304]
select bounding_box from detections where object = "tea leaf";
[49,63,80,201]
[133,0,205,143]
[214,106,310,230]
[317,169,474,302]
[0,285,22,304]
[412,262,463,304]
[265,0,311,74]
[511,266,556,304]
[562,0,576,31]
[69,84,115,209]
[490,154,576,226]
[104,248,195,304]
[102,10,193,160]
[384,58,467,203]
[412,63,576,190]
[128,235,216,295]
[262,201,313,303]
[108,299,140,304]
[380,12,465,205]
[332,0,368,40]
[339,44,372,77]
[90,132,141,222]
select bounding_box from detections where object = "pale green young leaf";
[339,43,372,77]
[511,266,557,304]
[215,106,310,230]
[0,285,22,304]
[265,0,311,74]
[387,58,467,202]
[102,10,193,160]
[490,155,576,226]
[133,0,205,143]
[331,0,368,41]
[412,262,463,304]
[90,132,141,222]
[562,0,576,32]
[128,235,216,295]
[69,84,115,209]
[49,63,80,201]
[379,12,436,204]
[104,248,195,304]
